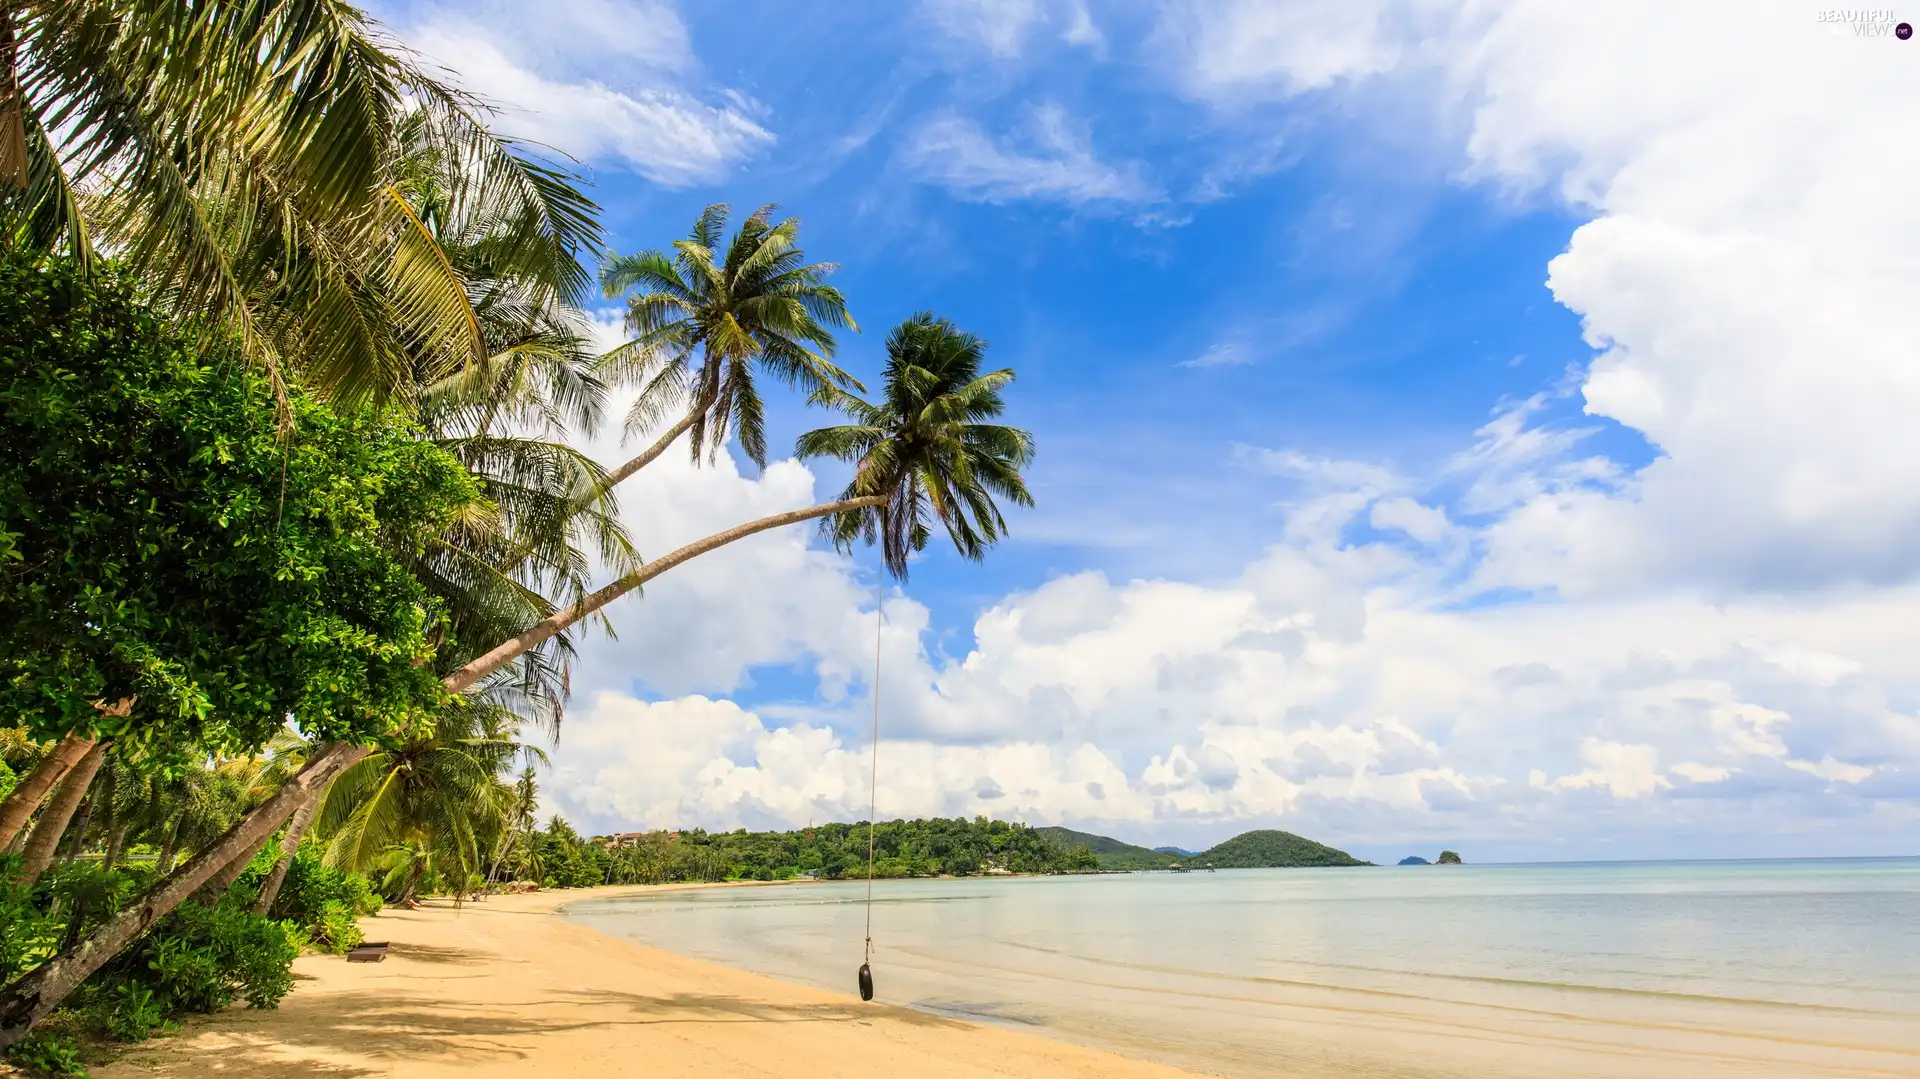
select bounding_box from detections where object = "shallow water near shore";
[565,858,1920,1079]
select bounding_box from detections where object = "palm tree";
[2,0,601,410]
[0,59,613,1038]
[597,202,858,481]
[442,312,1035,693]
[484,765,541,887]
[313,705,536,903]
[799,313,1036,578]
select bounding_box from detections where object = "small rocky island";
[1398,850,1464,865]
[1398,856,1430,865]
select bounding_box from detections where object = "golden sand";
[93,884,1210,1079]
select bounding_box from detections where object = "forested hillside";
[1190,830,1371,868]
[576,818,1099,883]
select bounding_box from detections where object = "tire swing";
[858,573,883,1002]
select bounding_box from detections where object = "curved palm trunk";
[0,734,98,850]
[88,768,118,867]
[494,398,710,577]
[0,742,366,1048]
[59,782,98,862]
[17,743,106,884]
[602,400,707,490]
[445,494,885,692]
[0,471,879,1042]
[154,812,185,876]
[102,823,130,874]
[250,794,320,917]
[197,828,275,905]
[1,4,28,190]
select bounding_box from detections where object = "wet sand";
[92,884,1211,1079]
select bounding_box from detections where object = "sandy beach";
[92,884,1210,1079]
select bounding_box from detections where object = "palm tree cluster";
[0,1,1036,1048]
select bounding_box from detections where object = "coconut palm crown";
[798,312,1035,579]
[599,202,859,471]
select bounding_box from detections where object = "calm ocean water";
[565,858,1920,1079]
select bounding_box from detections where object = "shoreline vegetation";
[561,819,1378,885]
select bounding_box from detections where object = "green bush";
[128,901,300,1013]
[103,981,169,1042]
[265,842,381,951]
[312,901,364,955]
[0,871,61,984]
[3,1028,86,1076]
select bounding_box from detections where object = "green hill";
[1033,827,1187,871]
[1190,830,1371,868]
[1033,826,1149,855]
[1032,826,1369,871]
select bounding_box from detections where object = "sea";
[563,858,1920,1079]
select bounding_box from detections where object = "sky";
[370,0,1920,862]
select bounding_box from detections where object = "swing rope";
[862,571,882,968]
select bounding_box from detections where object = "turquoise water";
[565,859,1920,1079]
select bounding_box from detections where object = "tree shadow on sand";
[97,987,969,1077]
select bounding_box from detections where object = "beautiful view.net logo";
[1817,8,1915,36]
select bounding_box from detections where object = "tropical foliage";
[0,841,362,1075]
[0,5,1037,1056]
[599,202,857,473]
[593,817,1099,884]
[0,253,472,751]
[2,0,601,410]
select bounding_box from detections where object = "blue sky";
[374,1,1920,862]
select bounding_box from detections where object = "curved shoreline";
[93,883,1213,1079]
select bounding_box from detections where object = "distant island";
[1398,851,1464,866]
[1036,826,1371,870]
[1154,846,1198,856]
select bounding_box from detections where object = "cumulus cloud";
[901,105,1160,207]
[545,431,1920,857]
[392,0,771,184]
[1170,0,1920,597]
[534,2,1920,859]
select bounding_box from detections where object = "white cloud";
[1244,449,1400,494]
[1369,497,1451,544]
[395,2,771,184]
[902,105,1160,207]
[1170,1,1920,597]
[1179,343,1253,369]
[563,426,873,700]
[534,3,1920,859]
[1545,740,1670,799]
[921,0,1106,57]
[1159,0,1444,103]
[546,433,1920,856]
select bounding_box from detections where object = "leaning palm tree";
[0,317,1025,1040]
[597,202,859,480]
[442,312,1034,693]
[0,1,610,900]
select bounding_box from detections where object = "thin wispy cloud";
[901,105,1161,207]
[921,0,1107,58]
[1179,343,1255,368]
